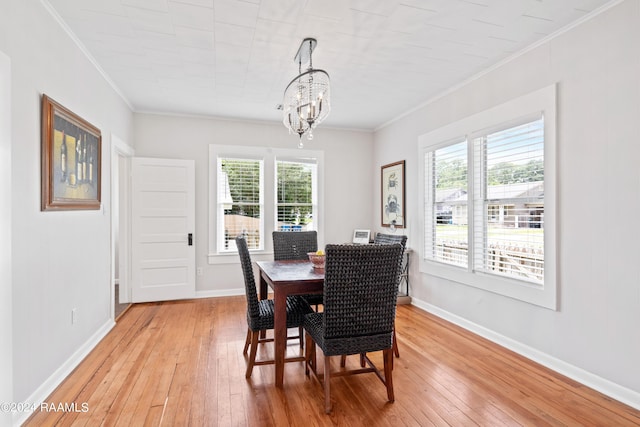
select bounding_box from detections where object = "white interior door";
[131,157,195,302]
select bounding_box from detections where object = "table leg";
[273,287,287,387]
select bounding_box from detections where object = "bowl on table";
[307,252,326,270]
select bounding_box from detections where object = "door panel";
[131,157,195,302]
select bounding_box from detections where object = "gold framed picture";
[41,95,101,211]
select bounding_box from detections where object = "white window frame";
[208,145,324,263]
[418,85,557,309]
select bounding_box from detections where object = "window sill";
[419,258,556,310]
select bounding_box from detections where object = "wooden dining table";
[255,259,324,387]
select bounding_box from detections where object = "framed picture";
[41,95,101,211]
[381,160,405,228]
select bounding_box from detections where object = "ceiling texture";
[45,0,615,131]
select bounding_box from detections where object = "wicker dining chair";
[304,243,404,413]
[373,232,408,249]
[373,233,408,359]
[236,235,313,378]
[273,230,318,260]
[272,231,324,308]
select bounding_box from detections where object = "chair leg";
[383,348,395,402]
[392,327,400,358]
[324,355,332,413]
[245,330,259,378]
[305,332,315,376]
[299,326,304,348]
[340,353,369,368]
[243,328,251,355]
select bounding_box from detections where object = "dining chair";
[304,243,404,413]
[272,231,324,308]
[236,235,313,378]
[373,233,407,359]
[273,230,318,260]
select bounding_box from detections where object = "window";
[276,159,317,232]
[419,85,556,309]
[217,157,263,251]
[209,145,323,261]
[424,139,468,267]
[473,118,545,284]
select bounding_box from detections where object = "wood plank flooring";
[24,296,640,426]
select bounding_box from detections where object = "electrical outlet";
[71,308,77,324]
[196,267,203,276]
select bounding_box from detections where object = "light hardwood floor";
[25,296,640,426]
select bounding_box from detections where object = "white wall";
[373,0,640,404]
[133,113,373,294]
[0,0,134,409]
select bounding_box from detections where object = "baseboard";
[13,320,115,427]
[195,289,244,299]
[410,297,640,411]
[397,295,412,305]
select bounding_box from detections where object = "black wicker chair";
[373,233,407,249]
[273,230,318,260]
[373,233,408,359]
[304,244,404,413]
[272,231,324,308]
[236,235,313,378]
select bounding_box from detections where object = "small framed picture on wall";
[381,160,405,228]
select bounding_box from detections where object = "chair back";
[373,233,407,250]
[236,235,260,320]
[374,233,407,272]
[273,230,318,260]
[322,244,404,340]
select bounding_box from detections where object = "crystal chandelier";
[282,38,331,148]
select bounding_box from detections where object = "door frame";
[110,134,134,316]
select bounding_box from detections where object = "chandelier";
[282,38,331,147]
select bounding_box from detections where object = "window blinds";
[473,117,544,283]
[218,158,263,250]
[276,160,316,231]
[424,139,468,267]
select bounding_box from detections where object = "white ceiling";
[45,0,615,131]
